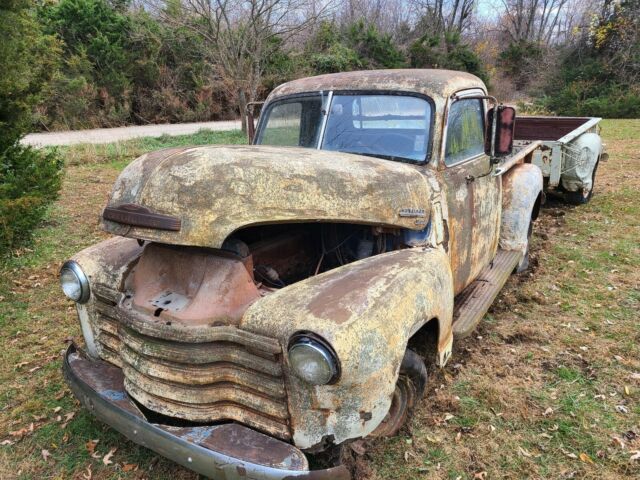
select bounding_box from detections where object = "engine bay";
[123,223,428,326]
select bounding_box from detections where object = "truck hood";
[103,145,432,248]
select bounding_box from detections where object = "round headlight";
[60,260,90,304]
[288,335,339,385]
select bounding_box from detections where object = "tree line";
[11,0,640,133]
[0,0,637,255]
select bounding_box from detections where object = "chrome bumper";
[63,344,350,480]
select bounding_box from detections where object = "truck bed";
[514,116,601,143]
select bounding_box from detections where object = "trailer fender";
[241,247,454,449]
[561,132,602,193]
[500,163,543,255]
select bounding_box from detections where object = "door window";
[444,99,485,166]
[257,96,325,147]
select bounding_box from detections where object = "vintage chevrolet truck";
[61,70,546,479]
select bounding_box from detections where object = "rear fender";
[241,247,453,449]
[561,132,602,192]
[500,163,543,254]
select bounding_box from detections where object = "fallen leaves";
[9,423,35,440]
[86,439,100,458]
[61,411,75,429]
[82,464,93,480]
[615,405,629,414]
[518,446,533,458]
[41,449,51,462]
[579,452,594,464]
[349,439,366,456]
[102,447,117,466]
[122,463,138,472]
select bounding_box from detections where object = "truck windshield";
[256,93,432,163]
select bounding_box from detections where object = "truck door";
[442,96,501,295]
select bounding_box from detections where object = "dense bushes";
[14,0,637,137]
[410,32,489,86]
[32,1,493,129]
[0,146,63,254]
[306,20,405,74]
[541,0,639,118]
[0,1,63,255]
[38,0,237,129]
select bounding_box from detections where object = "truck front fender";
[499,163,543,254]
[70,237,144,360]
[240,247,453,449]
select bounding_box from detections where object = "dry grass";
[0,121,638,479]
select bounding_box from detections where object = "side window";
[257,97,323,147]
[444,99,485,166]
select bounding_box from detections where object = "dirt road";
[22,120,241,147]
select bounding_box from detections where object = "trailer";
[514,116,608,204]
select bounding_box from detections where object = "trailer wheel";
[372,349,427,437]
[566,160,599,205]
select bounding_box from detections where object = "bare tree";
[151,0,328,131]
[494,0,577,45]
[336,0,413,37]
[411,0,476,38]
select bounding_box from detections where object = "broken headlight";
[60,260,90,304]
[288,334,339,385]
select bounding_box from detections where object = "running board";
[452,249,522,338]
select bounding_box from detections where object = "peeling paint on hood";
[102,145,432,248]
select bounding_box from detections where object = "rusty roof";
[268,69,485,102]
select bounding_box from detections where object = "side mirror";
[246,101,264,144]
[485,105,516,162]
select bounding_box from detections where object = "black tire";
[565,160,599,205]
[372,349,427,437]
[515,219,533,273]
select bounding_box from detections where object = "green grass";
[1,121,639,479]
[57,129,246,167]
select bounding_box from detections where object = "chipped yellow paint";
[240,248,453,449]
[64,69,550,456]
[500,163,543,253]
[103,146,433,248]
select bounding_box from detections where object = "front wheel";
[371,349,427,437]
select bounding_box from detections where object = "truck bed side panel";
[514,116,594,141]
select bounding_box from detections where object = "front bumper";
[63,344,350,480]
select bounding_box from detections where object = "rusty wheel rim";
[372,375,416,437]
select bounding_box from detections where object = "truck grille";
[89,284,291,440]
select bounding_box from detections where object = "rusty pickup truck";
[61,70,545,479]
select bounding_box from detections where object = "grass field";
[1,121,638,479]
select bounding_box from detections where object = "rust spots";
[103,145,433,249]
[129,243,260,327]
[269,69,484,106]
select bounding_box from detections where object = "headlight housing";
[60,260,90,304]
[288,333,339,385]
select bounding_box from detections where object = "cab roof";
[268,69,485,102]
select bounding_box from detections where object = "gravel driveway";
[22,120,242,147]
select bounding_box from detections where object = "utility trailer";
[514,116,607,204]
